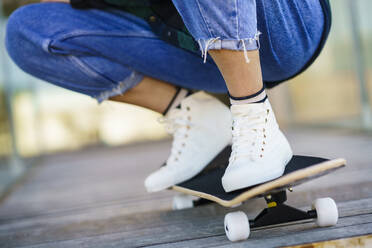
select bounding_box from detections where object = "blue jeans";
[5,1,324,103]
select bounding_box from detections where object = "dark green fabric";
[104,0,153,20]
[103,0,199,53]
[117,6,154,19]
[104,0,150,7]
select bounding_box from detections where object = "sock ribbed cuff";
[229,85,267,105]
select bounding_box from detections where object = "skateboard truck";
[223,190,339,242]
[250,190,317,228]
[173,190,339,242]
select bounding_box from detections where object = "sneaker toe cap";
[144,170,173,192]
[222,162,286,192]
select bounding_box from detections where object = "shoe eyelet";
[263,128,266,132]
[267,109,270,114]
[186,106,191,111]
[264,134,266,138]
[265,118,268,123]
[187,125,191,130]
[175,158,178,161]
[178,151,182,155]
[182,143,186,147]
[263,141,266,145]
[261,148,264,151]
[187,116,191,121]
[260,154,263,158]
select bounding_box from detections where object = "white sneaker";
[145,91,232,192]
[222,99,293,192]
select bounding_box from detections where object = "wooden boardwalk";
[0,127,372,247]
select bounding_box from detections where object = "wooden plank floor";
[0,127,371,248]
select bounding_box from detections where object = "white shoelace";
[229,107,269,163]
[158,109,193,169]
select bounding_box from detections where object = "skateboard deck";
[172,146,346,207]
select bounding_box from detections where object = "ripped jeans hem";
[197,32,261,63]
[94,71,144,103]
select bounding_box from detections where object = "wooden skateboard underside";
[172,147,346,207]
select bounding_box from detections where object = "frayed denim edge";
[95,71,144,103]
[197,32,261,63]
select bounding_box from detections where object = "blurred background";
[0,0,371,197]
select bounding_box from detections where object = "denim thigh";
[6,1,326,101]
[5,3,227,102]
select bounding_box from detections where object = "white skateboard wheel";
[224,211,250,242]
[312,197,338,227]
[172,194,195,210]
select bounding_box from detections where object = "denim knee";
[5,4,144,103]
[5,5,35,71]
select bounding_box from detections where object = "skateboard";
[170,146,346,242]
